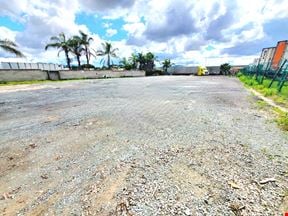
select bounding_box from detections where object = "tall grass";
[237,72,288,131]
[237,72,288,108]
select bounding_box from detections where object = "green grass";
[237,73,288,131]
[0,79,88,86]
[0,80,58,86]
[237,72,288,108]
[274,108,288,131]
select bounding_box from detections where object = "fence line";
[0,62,64,71]
[241,58,288,92]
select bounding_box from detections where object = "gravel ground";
[0,76,287,215]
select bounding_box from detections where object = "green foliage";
[237,73,288,105]
[45,33,72,69]
[263,88,277,97]
[46,31,96,69]
[162,59,173,74]
[256,100,269,109]
[129,53,138,69]
[137,52,156,72]
[120,57,133,70]
[236,71,243,77]
[97,42,118,69]
[68,36,83,68]
[81,64,95,70]
[0,80,62,86]
[78,30,94,65]
[276,112,288,131]
[238,73,288,131]
[220,63,232,75]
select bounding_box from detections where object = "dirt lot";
[0,76,287,215]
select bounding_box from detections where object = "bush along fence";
[241,59,288,92]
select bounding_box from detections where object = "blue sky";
[0,16,24,31]
[75,13,127,41]
[0,0,288,66]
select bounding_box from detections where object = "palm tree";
[0,39,24,57]
[78,31,94,65]
[136,53,146,70]
[129,53,138,69]
[97,42,118,69]
[68,36,83,68]
[136,52,156,72]
[162,59,173,74]
[120,57,132,70]
[144,52,156,72]
[45,33,72,69]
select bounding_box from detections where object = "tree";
[162,59,173,74]
[129,53,138,69]
[220,63,232,75]
[97,42,118,69]
[45,33,72,69]
[136,53,146,70]
[144,52,156,72]
[78,31,94,65]
[0,39,24,57]
[68,36,83,68]
[120,57,133,70]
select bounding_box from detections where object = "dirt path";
[0,76,287,215]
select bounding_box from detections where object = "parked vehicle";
[197,66,209,76]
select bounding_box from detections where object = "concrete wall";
[59,70,145,80]
[0,69,145,82]
[47,71,60,81]
[0,70,48,82]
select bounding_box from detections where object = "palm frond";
[0,44,25,57]
[45,43,60,50]
[49,36,60,42]
[96,50,105,56]
[0,39,17,47]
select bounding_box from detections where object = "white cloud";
[106,28,117,37]
[0,0,288,66]
[102,22,112,29]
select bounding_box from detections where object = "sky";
[0,0,288,66]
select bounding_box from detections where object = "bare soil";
[0,76,287,215]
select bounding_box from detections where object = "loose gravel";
[0,76,287,215]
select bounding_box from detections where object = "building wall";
[258,47,276,66]
[272,40,288,69]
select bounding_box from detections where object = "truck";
[196,66,209,76]
[169,66,209,75]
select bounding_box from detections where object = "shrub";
[236,72,243,77]
[81,64,95,70]
[277,112,288,131]
[220,63,232,75]
[263,88,277,97]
